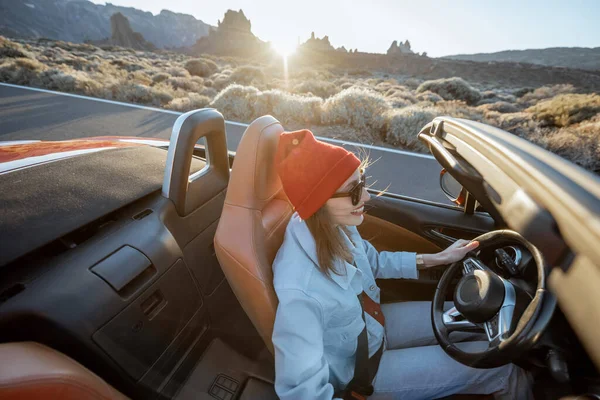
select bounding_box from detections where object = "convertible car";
[0,109,599,399]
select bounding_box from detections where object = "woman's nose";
[361,187,371,203]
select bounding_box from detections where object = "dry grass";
[517,84,575,107]
[477,101,521,114]
[1,35,598,174]
[166,93,212,111]
[526,94,600,127]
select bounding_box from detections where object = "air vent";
[132,209,153,220]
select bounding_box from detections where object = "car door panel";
[358,193,495,302]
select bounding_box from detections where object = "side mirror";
[440,169,466,206]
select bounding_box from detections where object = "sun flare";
[271,42,297,58]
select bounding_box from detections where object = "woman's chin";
[346,212,365,226]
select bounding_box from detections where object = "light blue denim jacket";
[272,213,419,399]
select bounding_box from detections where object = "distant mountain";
[0,0,212,49]
[443,47,600,71]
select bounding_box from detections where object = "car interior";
[0,109,599,400]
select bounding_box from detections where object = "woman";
[271,129,532,400]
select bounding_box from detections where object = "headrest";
[225,116,286,209]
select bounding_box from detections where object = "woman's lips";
[351,206,364,215]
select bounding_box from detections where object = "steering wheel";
[431,229,553,368]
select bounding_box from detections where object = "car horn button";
[454,269,505,323]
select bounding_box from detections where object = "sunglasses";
[331,174,366,206]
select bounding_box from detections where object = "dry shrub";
[321,87,390,131]
[229,66,265,85]
[152,72,170,84]
[0,58,48,85]
[55,56,90,70]
[0,36,32,58]
[537,119,600,172]
[400,78,422,90]
[200,86,217,98]
[431,100,485,121]
[51,41,98,53]
[166,93,211,111]
[209,84,260,122]
[109,59,146,72]
[128,71,153,86]
[383,106,436,151]
[385,87,417,104]
[374,81,394,93]
[254,90,323,124]
[209,84,322,124]
[38,68,102,96]
[484,112,538,138]
[526,94,600,127]
[417,77,482,105]
[185,58,218,77]
[165,66,191,78]
[166,76,204,92]
[517,84,575,107]
[105,82,173,106]
[416,91,443,104]
[293,80,339,99]
[513,87,534,98]
[211,70,233,90]
[477,101,520,114]
[387,98,412,109]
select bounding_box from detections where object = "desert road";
[0,83,450,204]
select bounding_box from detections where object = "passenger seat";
[0,341,128,400]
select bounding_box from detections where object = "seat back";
[214,116,292,353]
[0,342,128,400]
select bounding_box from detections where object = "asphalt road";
[0,83,449,204]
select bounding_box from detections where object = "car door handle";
[427,228,458,244]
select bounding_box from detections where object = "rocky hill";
[91,13,155,51]
[444,47,600,71]
[189,10,268,57]
[0,0,211,49]
[291,48,600,91]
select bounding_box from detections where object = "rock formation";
[217,9,252,33]
[0,0,211,48]
[299,32,336,52]
[92,13,156,51]
[189,9,268,57]
[387,40,414,55]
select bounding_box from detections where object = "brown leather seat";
[0,341,128,400]
[214,115,293,354]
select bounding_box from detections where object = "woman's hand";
[438,239,479,265]
[418,239,479,268]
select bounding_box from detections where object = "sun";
[271,41,297,58]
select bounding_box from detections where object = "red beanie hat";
[275,130,360,219]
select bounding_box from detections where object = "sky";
[90,0,600,57]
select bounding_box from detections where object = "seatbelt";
[335,293,384,400]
